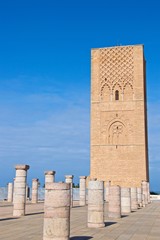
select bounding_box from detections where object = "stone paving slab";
[0,201,160,239]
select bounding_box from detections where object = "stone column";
[43,182,70,240]
[65,175,74,207]
[121,187,131,214]
[108,185,121,218]
[141,180,148,205]
[45,171,56,184]
[142,194,146,207]
[131,187,138,211]
[26,185,29,201]
[88,179,104,228]
[13,165,30,217]
[7,183,13,202]
[147,182,151,203]
[105,180,111,203]
[137,187,142,207]
[13,178,16,203]
[32,178,39,203]
[79,176,87,206]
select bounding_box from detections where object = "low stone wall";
[0,187,7,200]
[0,187,82,201]
[150,195,160,201]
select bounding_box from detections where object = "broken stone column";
[141,180,148,205]
[137,187,142,207]
[7,183,13,202]
[105,180,111,203]
[147,182,151,203]
[121,187,131,214]
[88,179,104,228]
[13,165,30,217]
[108,185,121,218]
[32,178,39,203]
[65,175,74,207]
[142,193,146,207]
[79,176,87,206]
[45,171,56,184]
[13,178,16,203]
[131,187,138,211]
[26,185,29,201]
[43,182,70,240]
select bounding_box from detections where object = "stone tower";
[90,45,149,187]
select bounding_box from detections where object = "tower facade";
[90,45,149,187]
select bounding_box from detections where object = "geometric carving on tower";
[100,46,134,101]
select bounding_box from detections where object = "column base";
[88,222,105,228]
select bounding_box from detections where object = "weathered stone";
[7,183,13,202]
[13,165,30,217]
[65,175,74,207]
[137,187,142,207]
[121,187,131,214]
[88,180,104,228]
[79,176,87,206]
[142,193,146,207]
[45,171,56,183]
[141,180,148,205]
[43,182,70,240]
[131,187,138,211]
[147,182,151,203]
[32,179,39,203]
[108,185,121,218]
[26,185,29,201]
[105,180,111,203]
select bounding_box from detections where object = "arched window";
[115,90,119,100]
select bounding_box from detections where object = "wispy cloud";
[0,76,90,186]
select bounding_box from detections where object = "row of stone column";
[11,165,75,217]
[9,166,150,209]
[88,179,151,228]
[43,179,151,239]
[7,165,151,240]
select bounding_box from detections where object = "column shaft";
[79,176,86,206]
[108,185,121,218]
[65,175,74,207]
[105,180,111,203]
[7,183,13,202]
[131,187,138,211]
[141,181,148,205]
[88,180,104,228]
[32,178,39,203]
[137,187,142,207]
[43,182,70,240]
[13,165,29,217]
[121,187,131,214]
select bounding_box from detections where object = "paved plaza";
[0,201,160,240]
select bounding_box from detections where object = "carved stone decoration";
[101,112,133,145]
[108,121,126,145]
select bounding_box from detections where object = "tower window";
[115,90,119,100]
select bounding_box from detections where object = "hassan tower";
[90,44,149,187]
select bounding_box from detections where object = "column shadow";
[105,221,117,227]
[25,211,44,216]
[0,217,18,221]
[121,215,128,218]
[70,237,93,240]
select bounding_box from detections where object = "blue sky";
[0,0,159,191]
